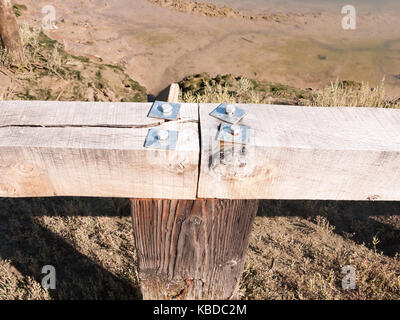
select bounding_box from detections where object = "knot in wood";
[226,260,238,267]
[12,163,39,177]
[191,216,202,225]
[0,183,17,195]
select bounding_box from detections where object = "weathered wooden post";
[0,0,24,64]
[131,199,258,299]
[130,84,259,299]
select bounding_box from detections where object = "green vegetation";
[13,4,27,17]
[309,79,400,108]
[179,73,310,105]
[0,25,147,102]
[179,72,400,108]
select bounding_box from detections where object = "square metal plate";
[209,102,247,124]
[216,123,250,144]
[144,128,179,150]
[148,101,181,121]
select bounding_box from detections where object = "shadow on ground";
[0,197,399,299]
[258,200,400,257]
[0,197,140,299]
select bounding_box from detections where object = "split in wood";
[1,101,400,200]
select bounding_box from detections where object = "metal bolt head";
[145,128,178,150]
[225,104,236,116]
[157,129,169,141]
[230,125,241,136]
[161,103,173,114]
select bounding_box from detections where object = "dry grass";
[308,79,400,108]
[0,25,147,102]
[0,198,399,300]
[179,73,400,108]
[179,73,310,105]
[181,77,263,104]
[243,203,400,300]
[0,198,141,300]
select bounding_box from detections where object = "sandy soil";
[15,0,400,97]
[0,198,399,300]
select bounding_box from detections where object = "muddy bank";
[0,26,147,102]
[147,0,288,22]
[13,0,400,97]
[178,72,400,107]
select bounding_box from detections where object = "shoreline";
[13,0,400,97]
[147,0,291,23]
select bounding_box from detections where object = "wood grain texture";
[0,101,199,198]
[198,104,400,200]
[131,199,259,300]
[0,0,24,63]
[167,83,180,103]
[0,100,198,126]
[131,90,259,300]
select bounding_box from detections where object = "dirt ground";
[0,26,147,102]
[0,198,399,300]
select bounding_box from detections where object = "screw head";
[225,104,236,116]
[230,125,241,136]
[161,103,173,114]
[157,129,169,141]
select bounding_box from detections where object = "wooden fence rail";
[2,100,400,200]
[0,100,199,199]
[1,87,400,299]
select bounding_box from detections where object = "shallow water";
[192,0,400,96]
[25,0,400,96]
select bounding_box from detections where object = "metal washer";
[148,101,181,121]
[209,102,247,124]
[216,123,250,144]
[144,128,179,150]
